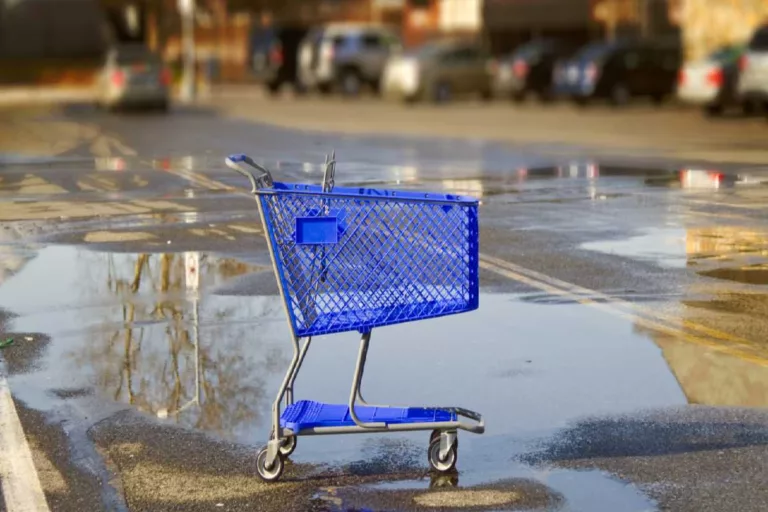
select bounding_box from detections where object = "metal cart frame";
[226,153,484,482]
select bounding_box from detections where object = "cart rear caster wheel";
[428,436,458,473]
[430,429,458,448]
[256,446,284,482]
[269,428,297,456]
[279,435,297,456]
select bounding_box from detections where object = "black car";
[249,25,309,94]
[553,39,681,106]
[492,38,573,102]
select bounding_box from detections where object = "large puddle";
[0,246,683,447]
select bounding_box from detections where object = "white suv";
[297,23,401,96]
[738,24,768,113]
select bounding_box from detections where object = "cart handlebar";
[225,153,273,193]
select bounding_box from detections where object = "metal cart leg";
[285,337,312,408]
[265,334,301,468]
[348,331,387,428]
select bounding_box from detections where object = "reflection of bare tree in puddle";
[72,251,286,439]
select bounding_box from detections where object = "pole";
[179,0,196,102]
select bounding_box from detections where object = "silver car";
[96,44,171,111]
[297,23,401,96]
[737,24,768,113]
[382,40,493,103]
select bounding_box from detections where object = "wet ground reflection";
[0,247,684,453]
[3,244,768,508]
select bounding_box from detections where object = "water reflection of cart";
[226,152,484,482]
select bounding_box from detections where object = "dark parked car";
[491,38,573,102]
[249,25,309,94]
[554,39,681,106]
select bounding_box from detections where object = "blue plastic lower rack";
[280,400,457,432]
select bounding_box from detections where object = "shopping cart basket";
[226,152,484,482]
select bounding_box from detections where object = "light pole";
[178,0,196,102]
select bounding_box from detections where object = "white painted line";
[0,371,50,512]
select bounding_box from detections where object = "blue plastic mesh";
[260,182,479,337]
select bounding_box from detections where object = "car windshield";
[114,47,160,65]
[406,41,451,58]
[707,45,744,63]
[512,40,556,60]
[572,41,618,63]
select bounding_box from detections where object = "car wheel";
[511,91,527,103]
[704,103,724,117]
[651,93,666,105]
[432,81,452,104]
[339,70,362,97]
[572,96,590,107]
[536,88,555,104]
[610,83,630,106]
[266,81,281,95]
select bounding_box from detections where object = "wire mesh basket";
[259,182,480,337]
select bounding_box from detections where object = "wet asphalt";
[1,99,768,511]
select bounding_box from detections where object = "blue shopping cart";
[226,152,484,482]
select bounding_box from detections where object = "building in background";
[669,0,768,62]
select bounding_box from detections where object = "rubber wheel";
[256,446,284,482]
[511,91,526,103]
[537,89,555,104]
[610,83,630,107]
[573,96,590,107]
[428,435,457,473]
[433,81,452,104]
[704,104,724,117]
[279,436,297,456]
[339,70,362,97]
[430,429,458,448]
[651,93,665,106]
[269,427,297,456]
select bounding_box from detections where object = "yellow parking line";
[479,256,768,366]
[479,253,758,349]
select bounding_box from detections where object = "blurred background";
[0,0,767,114]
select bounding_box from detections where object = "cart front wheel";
[256,446,284,482]
[269,428,297,456]
[280,435,297,456]
[428,436,457,473]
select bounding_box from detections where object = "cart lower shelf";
[280,400,457,433]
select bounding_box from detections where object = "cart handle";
[225,153,273,193]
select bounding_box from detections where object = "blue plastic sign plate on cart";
[295,216,339,245]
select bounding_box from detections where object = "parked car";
[382,39,493,103]
[297,23,402,96]
[491,38,573,102]
[737,24,768,114]
[249,25,309,94]
[677,44,745,116]
[96,44,170,111]
[553,39,681,106]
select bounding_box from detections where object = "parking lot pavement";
[202,91,768,166]
[1,102,768,511]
